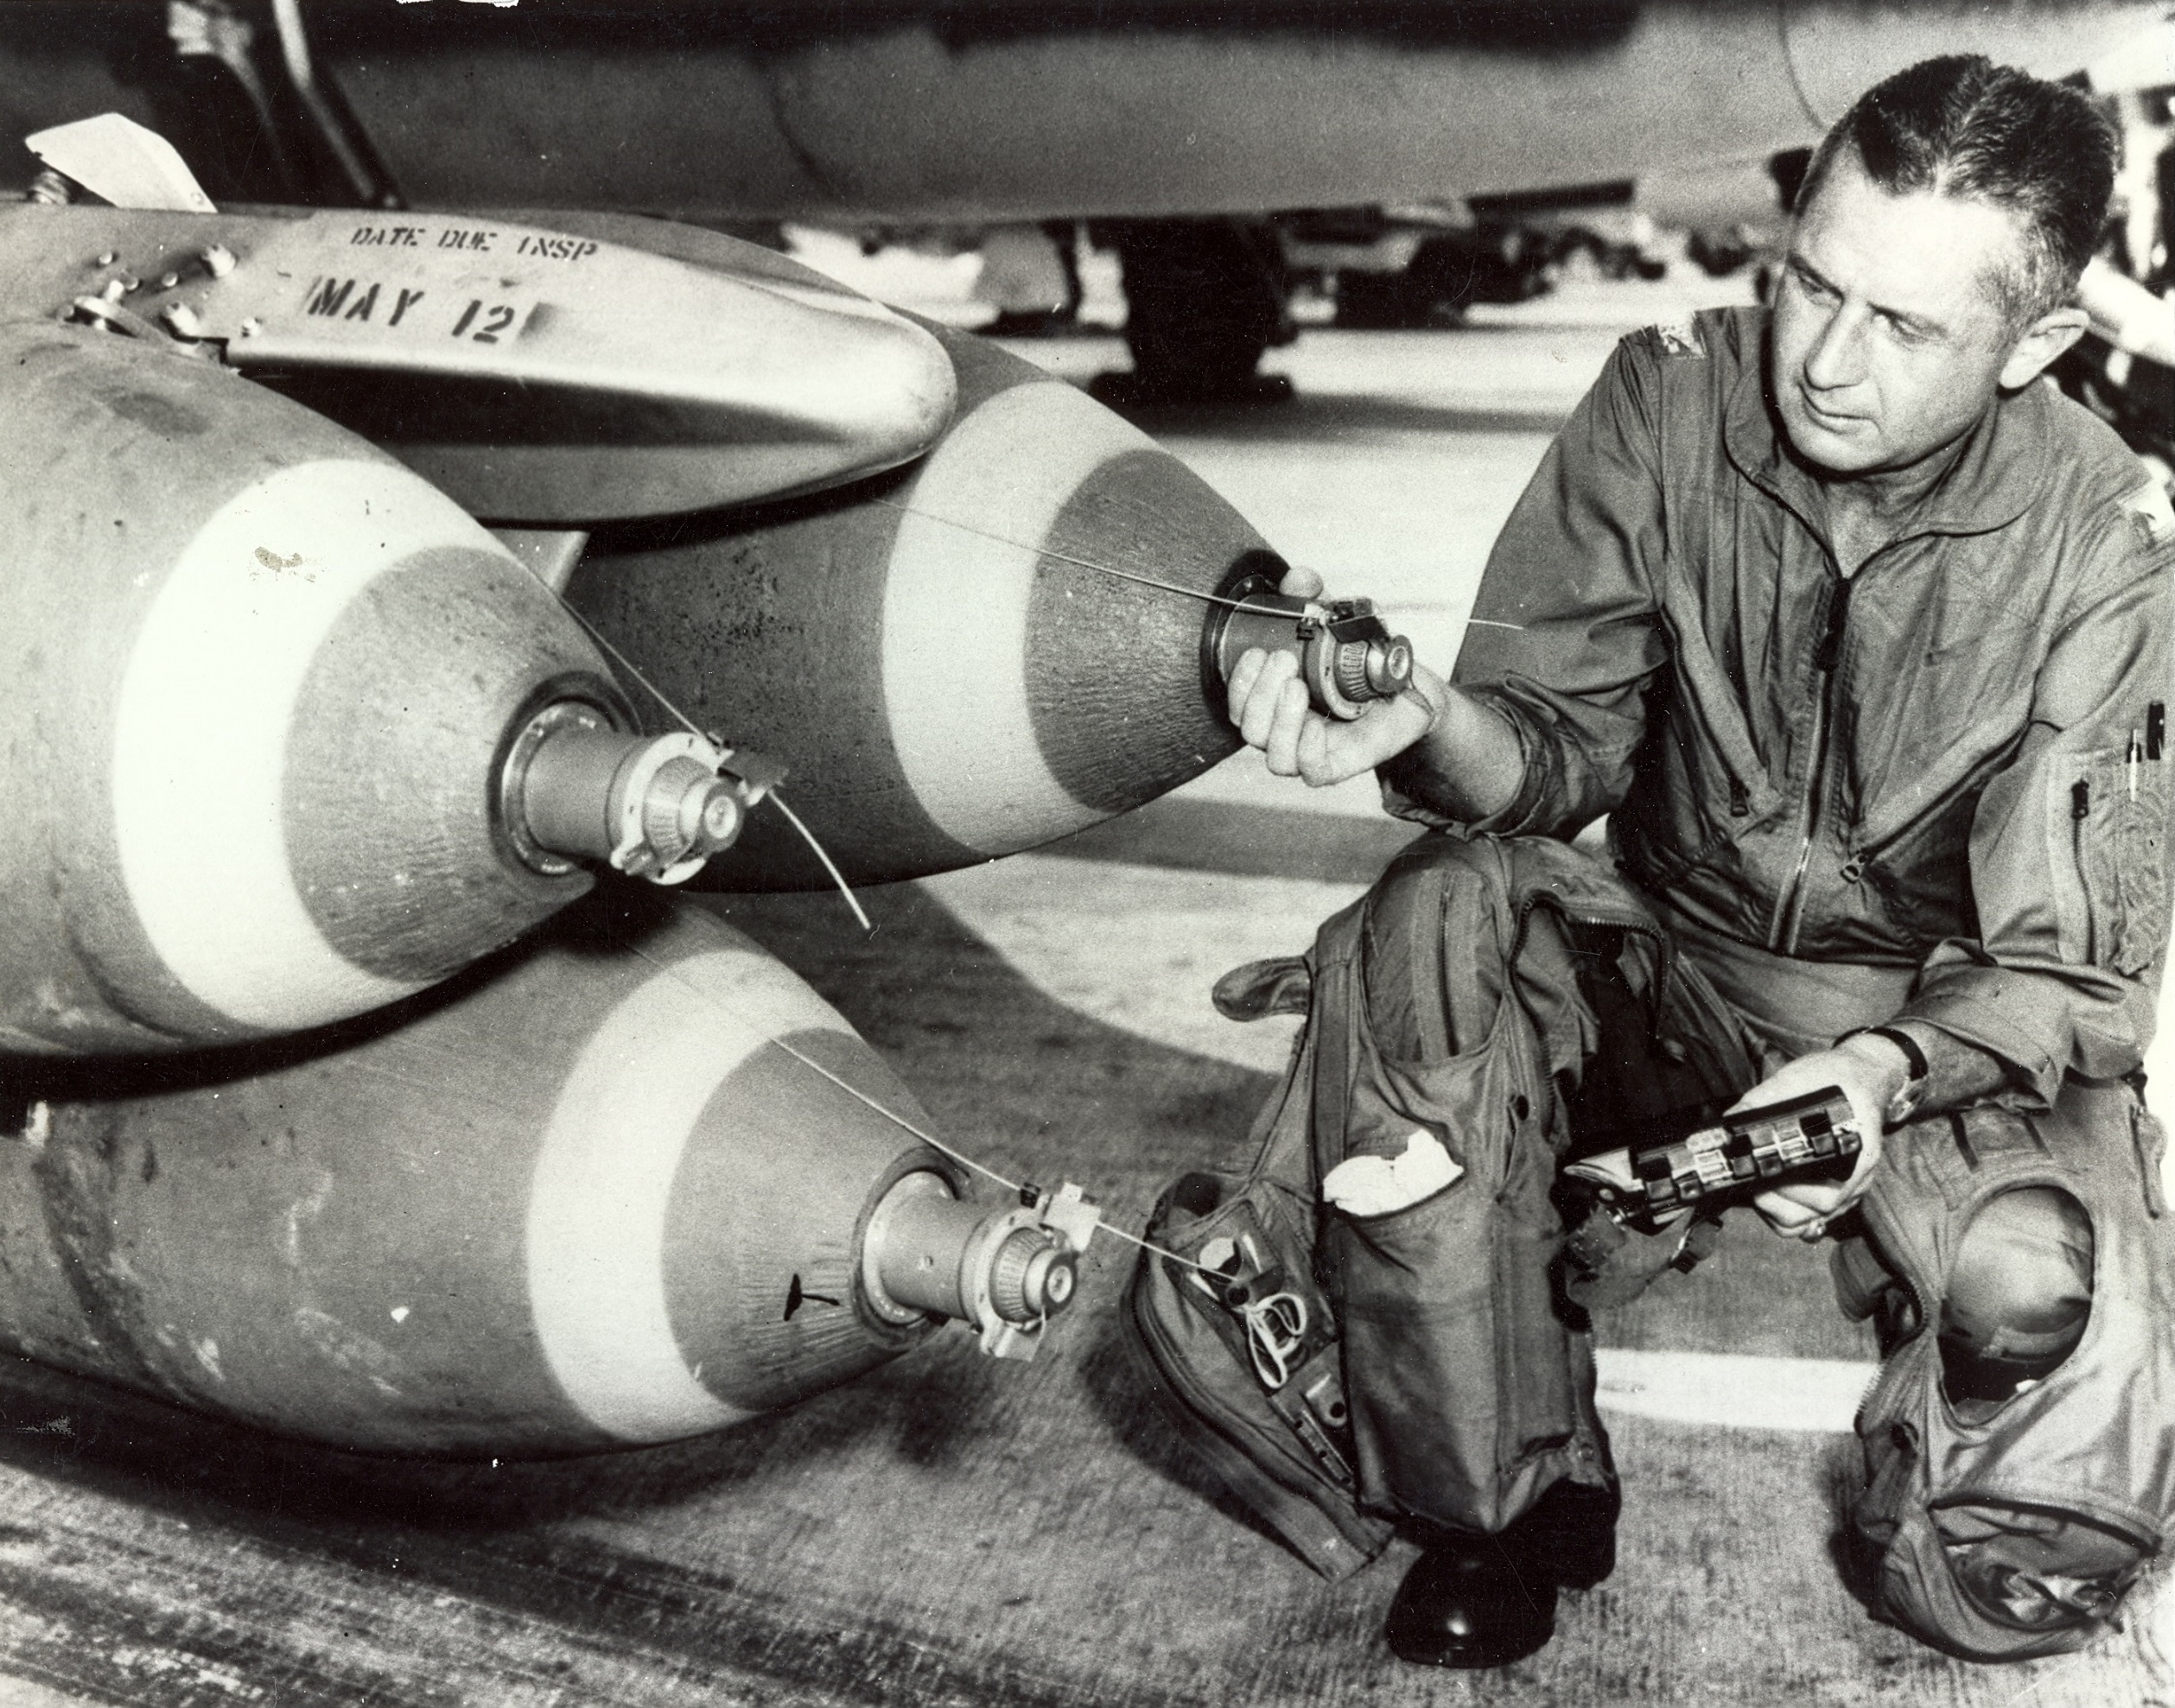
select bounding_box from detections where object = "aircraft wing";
[0,2,2160,220]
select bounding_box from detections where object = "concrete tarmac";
[0,295,2168,1705]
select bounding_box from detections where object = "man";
[1228,57,2173,1666]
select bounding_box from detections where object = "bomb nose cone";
[0,898,990,1454]
[499,705,766,885]
[569,319,1283,889]
[1371,637,1415,697]
[0,325,635,1054]
[990,1226,1078,1319]
[1206,577,1415,722]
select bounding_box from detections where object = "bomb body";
[0,898,983,1454]
[569,323,1284,888]
[0,323,652,1054]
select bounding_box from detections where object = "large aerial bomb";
[0,896,1091,1455]
[0,322,758,1057]
[568,321,1287,889]
[0,179,957,523]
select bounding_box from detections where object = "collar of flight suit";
[1718,313,2052,564]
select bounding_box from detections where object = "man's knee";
[1361,835,1513,1060]
[1939,1186,2095,1409]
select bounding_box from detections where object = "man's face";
[1771,149,2032,479]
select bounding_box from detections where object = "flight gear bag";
[1836,1081,2175,1660]
[1122,1156,1394,1580]
[1123,832,1754,1571]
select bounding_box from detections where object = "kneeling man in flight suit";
[1230,55,2173,1667]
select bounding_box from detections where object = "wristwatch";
[1838,1025,1930,1127]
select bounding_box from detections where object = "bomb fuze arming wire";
[521,509,1415,1368]
[871,497,1417,721]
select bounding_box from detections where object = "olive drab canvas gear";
[1835,1082,2175,1660]
[1122,832,1753,1571]
[1122,1162,1394,1580]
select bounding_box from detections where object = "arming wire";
[542,591,706,740]
[626,940,1216,1276]
[763,790,874,936]
[511,554,876,935]
[868,497,1476,646]
[868,495,1263,611]
[868,499,1421,720]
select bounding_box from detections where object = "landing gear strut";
[1093,218,1295,405]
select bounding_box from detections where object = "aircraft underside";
[0,1,2158,394]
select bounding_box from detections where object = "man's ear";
[1998,305,2089,390]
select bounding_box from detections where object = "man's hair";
[1799,55,2116,334]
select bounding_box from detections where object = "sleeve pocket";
[2051,749,2171,980]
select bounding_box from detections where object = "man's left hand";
[1732,1033,1911,1241]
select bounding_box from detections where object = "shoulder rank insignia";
[1646,312,1706,359]
[2121,477,2175,551]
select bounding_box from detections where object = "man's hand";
[1734,1032,1911,1241]
[1225,568,1442,787]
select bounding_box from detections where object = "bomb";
[0,195,958,524]
[0,895,1081,1455]
[566,319,1288,889]
[0,322,747,1055]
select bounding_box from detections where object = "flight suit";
[1370,303,2175,1646]
[1391,304,2175,1085]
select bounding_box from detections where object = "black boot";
[1509,1475,1620,1591]
[1383,1478,1619,1669]
[1383,1534,1557,1669]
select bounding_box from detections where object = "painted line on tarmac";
[1593,1349,1876,1433]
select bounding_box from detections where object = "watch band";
[1838,1025,1929,1126]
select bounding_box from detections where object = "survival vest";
[1836,1081,2175,1660]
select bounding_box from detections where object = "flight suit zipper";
[2071,777,2094,965]
[1767,574,1854,954]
